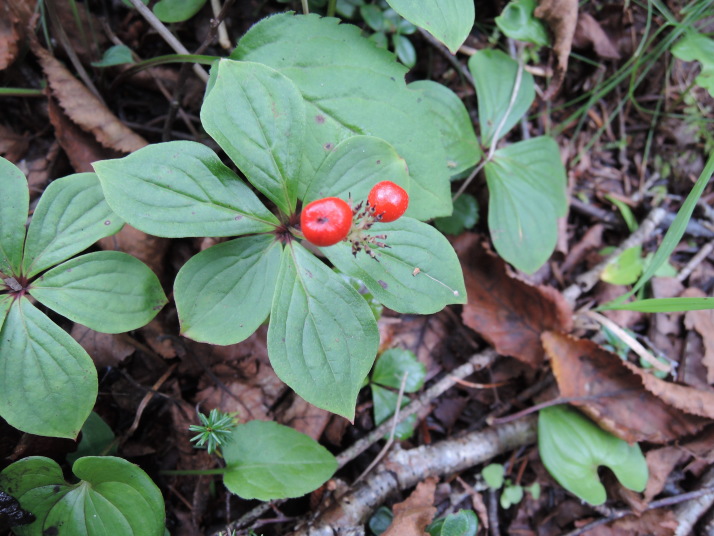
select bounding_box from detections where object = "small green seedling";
[368,506,479,536]
[0,158,166,439]
[538,405,648,505]
[0,456,165,536]
[189,408,238,456]
[481,463,540,509]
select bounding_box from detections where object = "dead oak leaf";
[31,41,147,153]
[383,476,438,536]
[542,331,706,444]
[534,0,578,100]
[455,233,573,368]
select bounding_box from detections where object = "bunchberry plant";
[0,158,166,439]
[300,197,353,247]
[93,13,467,421]
[368,180,409,222]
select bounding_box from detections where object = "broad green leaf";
[671,31,714,97]
[303,136,409,204]
[601,297,714,313]
[371,384,416,440]
[175,235,282,345]
[0,456,165,536]
[469,50,535,147]
[22,173,123,278]
[538,405,648,505]
[153,0,207,22]
[91,45,135,67]
[232,13,451,219]
[384,0,474,54]
[434,193,479,235]
[361,4,386,31]
[369,506,393,536]
[0,294,12,332]
[222,421,337,500]
[427,509,478,536]
[268,242,379,420]
[201,59,304,215]
[0,299,96,438]
[371,348,425,393]
[482,463,504,489]
[495,0,550,47]
[500,484,524,508]
[336,271,383,321]
[29,251,166,334]
[408,80,481,178]
[600,246,643,285]
[323,217,467,314]
[0,156,29,276]
[67,412,118,464]
[94,140,278,238]
[393,34,416,68]
[485,136,568,274]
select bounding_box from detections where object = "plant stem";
[0,88,45,97]
[327,0,336,17]
[301,0,309,14]
[161,468,228,476]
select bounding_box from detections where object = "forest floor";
[1,0,714,535]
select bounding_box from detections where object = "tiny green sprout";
[189,409,238,455]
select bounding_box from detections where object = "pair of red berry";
[300,181,408,247]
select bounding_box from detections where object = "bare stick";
[562,207,667,305]
[126,0,209,83]
[289,416,537,536]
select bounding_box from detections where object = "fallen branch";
[289,416,537,536]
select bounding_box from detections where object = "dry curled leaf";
[534,0,579,99]
[455,234,573,368]
[542,331,706,443]
[31,41,147,153]
[573,13,621,60]
[683,287,714,383]
[383,476,438,536]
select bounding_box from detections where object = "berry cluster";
[299,181,409,257]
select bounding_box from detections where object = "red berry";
[300,197,353,247]
[367,181,409,223]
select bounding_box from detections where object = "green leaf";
[91,45,135,67]
[469,49,535,147]
[222,420,337,500]
[0,299,96,438]
[22,173,123,278]
[201,59,305,215]
[368,506,393,536]
[485,136,568,274]
[67,412,118,465]
[29,251,166,334]
[434,194,479,235]
[671,31,714,97]
[482,463,504,489]
[600,246,643,285]
[427,509,478,536]
[371,348,425,393]
[153,0,207,23]
[538,405,648,505]
[232,13,451,219]
[175,235,282,345]
[408,81,482,178]
[384,0,474,54]
[303,136,409,204]
[371,384,416,440]
[393,34,416,68]
[268,242,379,420]
[323,217,467,313]
[360,4,386,32]
[0,156,29,277]
[601,297,714,313]
[0,456,165,536]
[495,0,550,47]
[94,140,278,238]
[500,483,524,508]
[336,271,384,321]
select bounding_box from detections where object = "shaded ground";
[1,0,714,535]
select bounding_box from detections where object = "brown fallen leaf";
[561,223,605,275]
[682,287,714,383]
[648,277,686,363]
[455,234,573,368]
[0,123,29,162]
[643,446,688,503]
[1,0,34,70]
[71,324,134,369]
[581,508,677,536]
[98,224,170,279]
[383,476,438,536]
[48,96,121,172]
[542,331,706,443]
[572,13,621,60]
[31,41,147,153]
[274,396,331,441]
[534,0,579,100]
